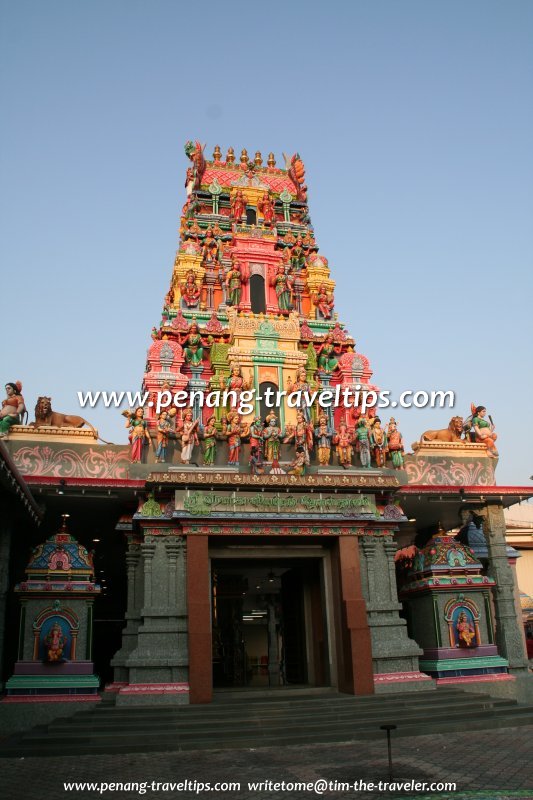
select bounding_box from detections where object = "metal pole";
[380,724,397,781]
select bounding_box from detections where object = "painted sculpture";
[124,407,151,462]
[0,381,25,437]
[467,404,498,458]
[386,417,404,469]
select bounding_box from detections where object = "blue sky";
[1,0,532,484]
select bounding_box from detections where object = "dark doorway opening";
[250,273,266,314]
[246,208,257,225]
[211,558,327,689]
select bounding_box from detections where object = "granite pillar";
[360,534,433,692]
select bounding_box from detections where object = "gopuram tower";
[108,142,434,705]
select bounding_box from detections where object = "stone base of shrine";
[373,671,435,693]
[4,662,100,698]
[436,671,533,703]
[419,646,509,680]
[115,682,190,706]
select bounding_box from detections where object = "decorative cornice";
[146,469,402,490]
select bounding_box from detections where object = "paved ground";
[1,725,532,800]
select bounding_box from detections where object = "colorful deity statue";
[468,404,498,458]
[263,415,282,462]
[177,409,199,464]
[290,236,306,272]
[164,285,175,309]
[317,331,339,373]
[288,366,312,423]
[249,445,265,475]
[369,417,387,467]
[284,410,313,465]
[155,410,172,463]
[202,227,219,266]
[386,417,404,469]
[223,412,249,465]
[333,421,353,468]
[181,271,201,308]
[184,140,206,194]
[249,416,264,452]
[124,407,151,463]
[271,264,294,314]
[456,611,476,648]
[258,192,276,226]
[0,381,25,438]
[180,322,212,366]
[312,285,334,320]
[231,190,248,221]
[314,414,334,466]
[225,260,244,308]
[201,415,218,466]
[354,418,372,469]
[219,363,252,409]
[287,446,307,476]
[44,622,66,663]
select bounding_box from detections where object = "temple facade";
[1,143,532,710]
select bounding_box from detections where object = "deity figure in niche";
[249,416,264,452]
[312,285,334,320]
[180,322,212,366]
[177,409,199,464]
[155,410,172,463]
[287,445,306,476]
[249,445,265,475]
[314,414,334,466]
[456,610,476,648]
[354,418,372,468]
[44,621,66,663]
[290,236,306,272]
[263,415,282,462]
[284,410,313,465]
[316,331,339,373]
[222,412,249,465]
[271,264,294,314]
[369,417,387,467]
[258,192,275,226]
[333,421,353,468]
[123,407,151,462]
[201,415,218,466]
[231,190,248,221]
[287,366,312,423]
[0,381,25,438]
[181,271,201,308]
[386,417,404,469]
[468,404,498,458]
[219,364,252,410]
[202,227,220,266]
[225,260,245,308]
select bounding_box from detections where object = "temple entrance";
[211,557,328,689]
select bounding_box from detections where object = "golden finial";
[226,147,235,164]
[254,151,263,167]
[267,152,276,168]
[213,145,221,162]
[240,148,248,165]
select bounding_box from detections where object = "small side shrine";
[397,530,509,681]
[4,516,101,700]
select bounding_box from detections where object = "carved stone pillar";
[110,543,142,686]
[360,534,433,693]
[116,534,189,705]
[475,504,528,674]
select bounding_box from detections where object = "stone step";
[2,687,531,758]
[2,712,532,758]
[43,698,516,734]
[68,687,493,720]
